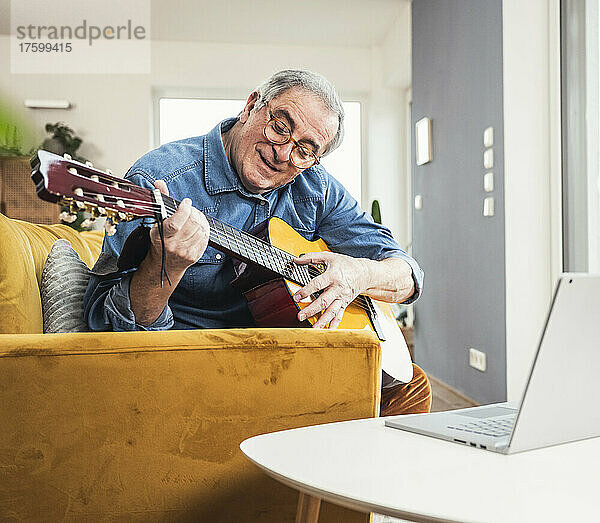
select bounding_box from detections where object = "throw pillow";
[41,239,91,333]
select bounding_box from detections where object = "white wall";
[502,0,562,400]
[366,49,409,248]
[365,1,412,248]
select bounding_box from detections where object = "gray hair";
[253,69,345,156]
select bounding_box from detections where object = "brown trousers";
[380,364,432,416]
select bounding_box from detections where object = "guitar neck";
[159,194,308,285]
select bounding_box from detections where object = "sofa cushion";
[0,213,42,333]
[41,240,91,333]
[0,213,104,334]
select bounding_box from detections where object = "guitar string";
[79,190,376,313]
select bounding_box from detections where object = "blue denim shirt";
[84,118,424,331]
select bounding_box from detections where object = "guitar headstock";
[31,150,156,231]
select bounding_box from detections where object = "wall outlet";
[469,348,486,372]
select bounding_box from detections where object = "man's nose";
[272,141,294,163]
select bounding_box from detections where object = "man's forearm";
[362,257,415,303]
[130,249,186,326]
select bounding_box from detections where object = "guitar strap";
[156,218,172,287]
[153,188,171,287]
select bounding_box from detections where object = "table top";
[241,417,599,523]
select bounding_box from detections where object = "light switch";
[484,172,494,192]
[483,197,494,217]
[414,194,423,210]
[483,149,494,169]
[483,126,494,147]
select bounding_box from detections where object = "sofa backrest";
[0,212,103,333]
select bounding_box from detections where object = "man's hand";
[293,252,368,329]
[292,253,415,329]
[130,180,209,326]
[149,180,210,276]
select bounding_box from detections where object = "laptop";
[385,273,600,454]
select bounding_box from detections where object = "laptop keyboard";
[447,415,516,438]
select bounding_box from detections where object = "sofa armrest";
[0,328,380,522]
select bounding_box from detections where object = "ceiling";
[0,0,408,48]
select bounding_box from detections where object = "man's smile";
[257,148,279,172]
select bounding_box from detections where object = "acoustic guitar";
[31,150,413,383]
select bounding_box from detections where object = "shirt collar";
[204,117,244,195]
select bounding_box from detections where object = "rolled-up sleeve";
[317,171,424,303]
[102,274,173,331]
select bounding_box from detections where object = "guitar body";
[231,217,414,383]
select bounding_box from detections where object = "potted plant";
[41,122,86,162]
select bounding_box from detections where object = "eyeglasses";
[263,108,320,169]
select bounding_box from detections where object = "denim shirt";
[84,118,424,331]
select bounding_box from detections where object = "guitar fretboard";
[161,194,310,285]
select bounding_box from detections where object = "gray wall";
[411,0,506,404]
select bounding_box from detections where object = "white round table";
[241,417,599,522]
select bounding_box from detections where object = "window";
[158,98,362,202]
[561,0,600,271]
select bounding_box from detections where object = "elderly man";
[84,69,431,415]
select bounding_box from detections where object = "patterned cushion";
[41,240,91,333]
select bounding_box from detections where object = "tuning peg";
[90,175,99,182]
[81,217,96,228]
[85,161,93,168]
[63,153,72,160]
[68,167,78,175]
[72,188,85,209]
[104,220,117,236]
[59,211,78,224]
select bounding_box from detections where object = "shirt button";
[215,253,222,260]
[260,201,266,206]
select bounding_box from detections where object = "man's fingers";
[297,287,338,322]
[293,273,330,302]
[163,198,192,236]
[294,251,332,265]
[154,179,169,197]
[174,225,210,263]
[312,298,346,329]
[328,310,345,330]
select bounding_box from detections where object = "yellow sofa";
[0,213,381,522]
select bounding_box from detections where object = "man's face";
[229,87,339,194]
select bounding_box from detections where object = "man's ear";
[239,91,260,124]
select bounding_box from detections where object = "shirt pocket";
[275,197,319,238]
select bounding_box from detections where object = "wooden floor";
[429,374,478,412]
